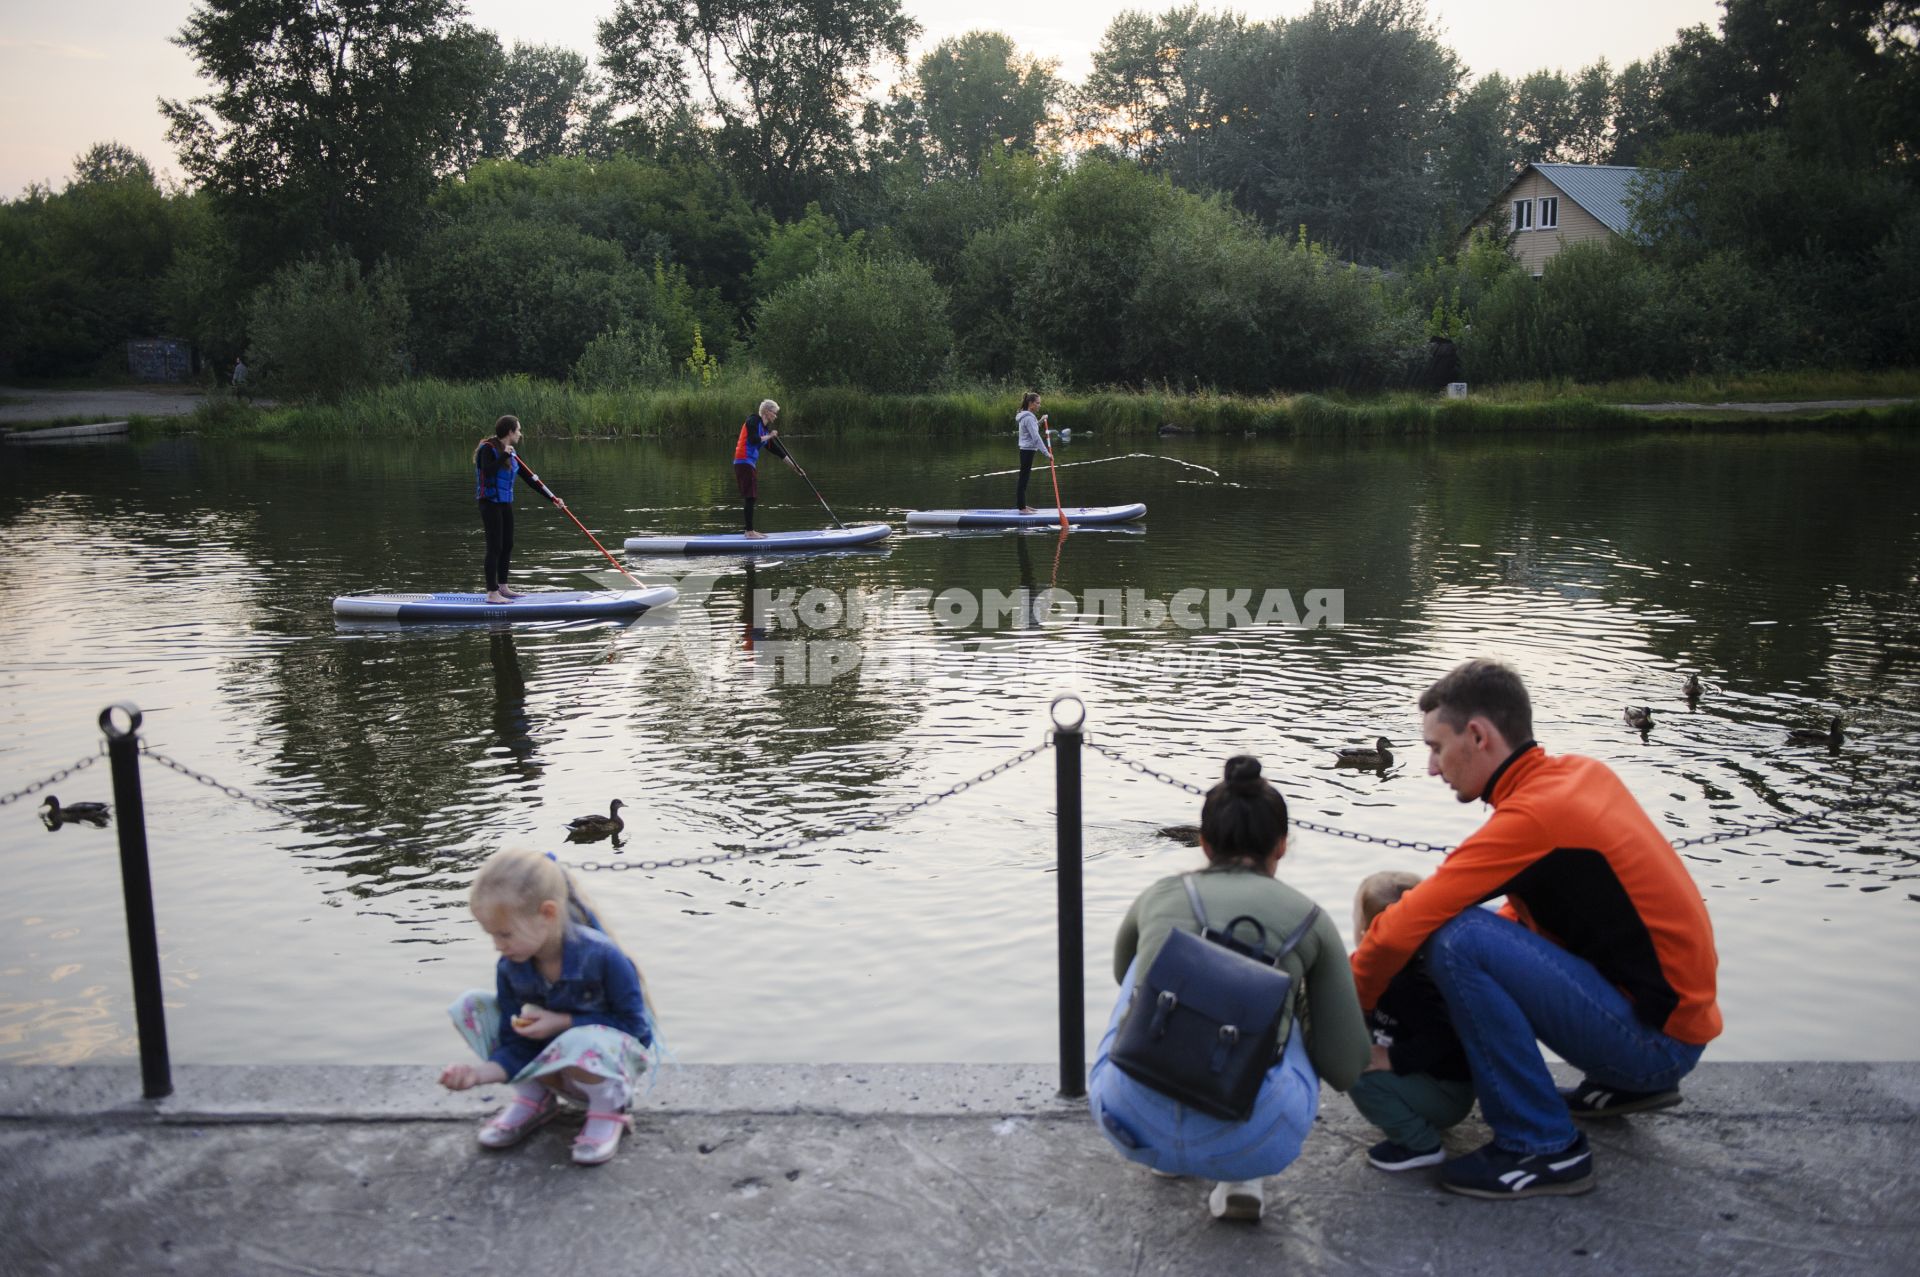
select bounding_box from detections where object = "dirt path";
[0,385,210,424]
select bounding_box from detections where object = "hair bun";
[1223,754,1263,789]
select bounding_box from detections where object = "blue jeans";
[1088,962,1321,1182]
[1425,908,1705,1154]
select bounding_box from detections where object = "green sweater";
[1113,865,1371,1092]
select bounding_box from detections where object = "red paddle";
[515,454,644,588]
[1042,422,1070,532]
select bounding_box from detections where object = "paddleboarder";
[476,415,564,604]
[1015,391,1052,515]
[734,398,803,540]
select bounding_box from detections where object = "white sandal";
[571,1110,631,1165]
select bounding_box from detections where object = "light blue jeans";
[1425,909,1705,1154]
[1088,962,1320,1182]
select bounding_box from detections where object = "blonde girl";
[439,849,654,1165]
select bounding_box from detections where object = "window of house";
[1512,199,1534,232]
[1538,196,1559,229]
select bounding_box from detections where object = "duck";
[1623,706,1655,734]
[1683,673,1703,704]
[1786,716,1844,749]
[1156,824,1202,847]
[1334,737,1395,769]
[39,795,111,823]
[566,799,626,840]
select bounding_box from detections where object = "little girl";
[439,849,654,1165]
[1347,870,1475,1171]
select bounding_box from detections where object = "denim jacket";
[489,924,652,1077]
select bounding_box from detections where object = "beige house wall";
[1471,170,1617,275]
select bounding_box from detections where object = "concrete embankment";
[1,1062,1914,1276]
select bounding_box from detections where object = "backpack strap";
[1181,874,1211,931]
[1272,906,1321,963]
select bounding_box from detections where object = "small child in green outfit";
[1348,870,1477,1170]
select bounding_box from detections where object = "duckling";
[1786,716,1844,749]
[38,795,111,824]
[565,799,626,841]
[1334,737,1395,769]
[1683,673,1703,704]
[1624,706,1655,734]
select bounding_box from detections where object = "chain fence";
[0,749,103,809]
[3,733,1881,869]
[1084,738,1878,855]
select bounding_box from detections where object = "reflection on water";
[1,427,1916,1067]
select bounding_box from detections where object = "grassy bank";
[163,369,1920,439]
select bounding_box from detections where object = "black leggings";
[1016,449,1037,508]
[479,500,514,590]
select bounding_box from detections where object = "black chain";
[0,749,103,807]
[140,745,405,846]
[1084,739,1878,855]
[569,738,1056,872]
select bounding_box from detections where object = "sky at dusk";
[0,0,1724,198]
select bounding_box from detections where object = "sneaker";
[1207,1178,1265,1222]
[1367,1139,1447,1172]
[1561,1079,1682,1119]
[1440,1133,1595,1199]
[477,1091,557,1149]
[571,1109,631,1166]
[1148,1167,1184,1180]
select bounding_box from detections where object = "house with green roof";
[1467,163,1644,276]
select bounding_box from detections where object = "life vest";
[733,415,764,467]
[475,438,519,503]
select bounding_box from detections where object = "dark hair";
[1419,658,1532,743]
[1020,391,1040,410]
[493,414,520,439]
[1198,755,1288,864]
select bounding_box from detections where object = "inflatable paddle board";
[623,523,892,553]
[332,585,677,622]
[905,504,1147,528]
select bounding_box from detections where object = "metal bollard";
[1051,694,1086,1098]
[100,703,171,1099]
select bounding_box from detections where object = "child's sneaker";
[1560,1079,1682,1119]
[1207,1178,1265,1221]
[476,1091,557,1149]
[571,1110,631,1165]
[1367,1139,1447,1171]
[1440,1132,1595,1199]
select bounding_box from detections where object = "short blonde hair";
[759,399,780,417]
[1353,870,1423,941]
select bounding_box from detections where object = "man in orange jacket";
[1351,659,1720,1199]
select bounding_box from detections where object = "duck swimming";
[1683,674,1703,704]
[1334,737,1395,769]
[1786,716,1844,749]
[1623,706,1655,734]
[39,795,111,824]
[566,799,626,840]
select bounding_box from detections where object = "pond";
[2,424,1916,1068]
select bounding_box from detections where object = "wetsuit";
[475,438,557,592]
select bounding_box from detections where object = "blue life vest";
[475,439,519,503]
[733,416,765,468]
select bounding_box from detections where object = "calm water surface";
[2,425,1916,1066]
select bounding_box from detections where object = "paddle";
[1042,421,1070,531]
[515,454,645,588]
[773,436,846,530]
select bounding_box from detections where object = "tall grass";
[174,370,1917,439]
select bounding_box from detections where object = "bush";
[754,256,954,391]
[245,249,409,401]
[572,322,672,389]
[1461,240,1679,383]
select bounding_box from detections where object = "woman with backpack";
[1088,755,1370,1222]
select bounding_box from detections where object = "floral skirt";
[449,990,651,1102]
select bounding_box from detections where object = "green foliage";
[573,323,672,389]
[683,324,720,387]
[909,31,1060,175]
[755,256,953,391]
[750,205,864,302]
[1459,241,1681,383]
[162,0,497,267]
[246,249,410,401]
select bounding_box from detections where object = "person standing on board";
[1350,658,1721,1199]
[476,415,563,604]
[734,398,803,539]
[1014,391,1052,515]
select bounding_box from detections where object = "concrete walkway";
[2,1062,1914,1276]
[0,386,209,425]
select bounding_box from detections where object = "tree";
[910,31,1060,175]
[71,141,155,187]
[468,42,615,164]
[754,255,953,390]
[750,204,864,300]
[162,0,498,267]
[1080,5,1253,159]
[597,0,919,219]
[246,249,410,400]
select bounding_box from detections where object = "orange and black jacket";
[1351,745,1722,1046]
